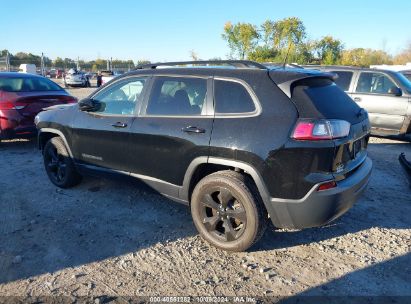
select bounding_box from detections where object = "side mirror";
[388,86,402,96]
[78,98,100,111]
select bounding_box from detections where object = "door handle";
[182,126,206,134]
[354,97,362,102]
[111,122,128,128]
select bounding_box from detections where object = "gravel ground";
[0,87,410,301]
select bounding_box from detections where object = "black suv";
[36,60,372,252]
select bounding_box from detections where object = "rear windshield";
[291,78,363,124]
[0,77,63,92]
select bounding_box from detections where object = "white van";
[19,64,37,74]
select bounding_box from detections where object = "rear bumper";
[0,110,37,139]
[267,157,372,229]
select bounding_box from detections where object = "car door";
[71,76,148,172]
[128,75,213,188]
[350,71,407,134]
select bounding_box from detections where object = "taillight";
[317,181,337,191]
[0,101,26,110]
[59,95,78,104]
[292,119,350,140]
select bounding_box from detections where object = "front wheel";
[191,171,268,252]
[43,137,82,188]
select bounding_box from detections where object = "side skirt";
[77,164,188,205]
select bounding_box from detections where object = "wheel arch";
[38,128,73,158]
[181,157,272,208]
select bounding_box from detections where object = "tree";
[248,46,278,62]
[340,48,392,66]
[189,50,200,61]
[137,59,151,66]
[222,22,259,59]
[314,36,344,65]
[272,17,306,51]
[260,20,275,47]
[394,43,411,64]
[53,57,64,68]
[252,17,310,64]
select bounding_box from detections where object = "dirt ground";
[0,87,410,301]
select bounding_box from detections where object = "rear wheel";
[43,137,82,188]
[191,170,268,251]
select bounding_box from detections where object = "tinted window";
[214,80,256,114]
[0,77,63,92]
[331,71,353,91]
[93,78,146,115]
[146,77,207,116]
[355,72,396,94]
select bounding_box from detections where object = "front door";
[350,71,408,134]
[71,76,148,172]
[128,76,213,186]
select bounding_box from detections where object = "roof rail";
[135,60,267,70]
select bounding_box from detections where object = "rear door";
[128,75,213,186]
[71,76,147,172]
[350,71,408,134]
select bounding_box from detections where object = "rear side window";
[214,80,256,114]
[331,71,353,91]
[146,77,207,116]
[0,77,62,92]
[355,72,396,94]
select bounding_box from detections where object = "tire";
[191,170,268,252]
[43,137,82,188]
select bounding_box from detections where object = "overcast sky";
[1,0,409,61]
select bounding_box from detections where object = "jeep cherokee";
[36,60,372,252]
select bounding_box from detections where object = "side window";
[93,78,146,115]
[331,71,353,91]
[355,72,396,94]
[214,80,256,114]
[146,77,207,116]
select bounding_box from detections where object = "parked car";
[100,70,115,85]
[401,70,411,82]
[18,64,37,74]
[36,60,372,252]
[64,69,90,87]
[0,72,77,139]
[304,66,411,137]
[56,69,64,79]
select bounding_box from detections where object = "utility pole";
[77,56,80,70]
[106,59,110,71]
[41,52,45,76]
[110,57,113,71]
[6,50,10,72]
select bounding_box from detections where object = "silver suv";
[306,66,411,137]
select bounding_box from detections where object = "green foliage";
[222,22,259,59]
[248,46,279,62]
[313,36,344,65]
[271,17,306,50]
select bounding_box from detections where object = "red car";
[0,72,77,139]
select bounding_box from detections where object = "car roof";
[0,72,43,78]
[303,65,401,74]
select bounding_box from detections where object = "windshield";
[395,72,411,94]
[0,77,63,92]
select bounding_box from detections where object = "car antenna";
[282,41,293,69]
